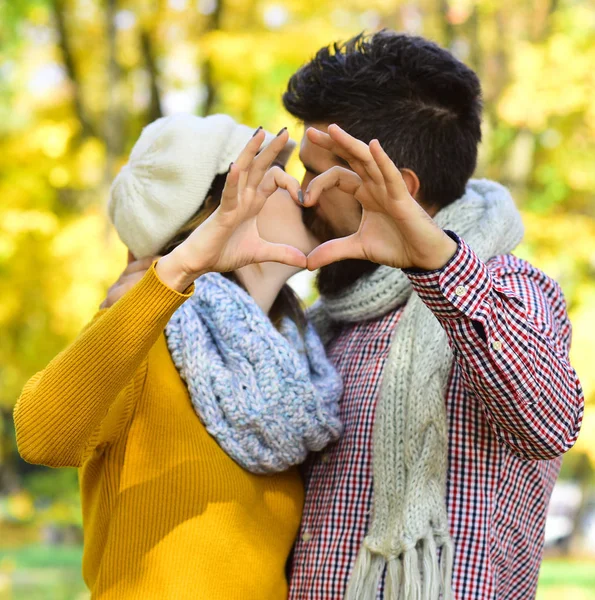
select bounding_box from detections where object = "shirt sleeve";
[13,263,194,468]
[405,232,584,461]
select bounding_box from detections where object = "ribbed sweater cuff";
[107,261,195,335]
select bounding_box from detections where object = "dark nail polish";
[276,127,287,137]
[229,162,233,171]
[298,190,304,205]
[252,126,263,137]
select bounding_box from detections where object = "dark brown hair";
[283,30,482,210]
[159,173,307,332]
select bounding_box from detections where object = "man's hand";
[100,252,159,309]
[303,124,457,272]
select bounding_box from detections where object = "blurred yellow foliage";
[6,493,35,523]
[0,0,594,482]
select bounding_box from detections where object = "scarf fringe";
[421,536,440,600]
[344,546,385,600]
[345,537,454,600]
[440,538,454,600]
[386,554,403,597]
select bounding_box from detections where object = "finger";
[327,124,384,185]
[123,255,159,275]
[234,128,267,171]
[245,129,290,190]
[120,270,151,287]
[254,241,307,269]
[256,166,301,205]
[369,139,410,200]
[306,126,334,151]
[120,271,145,288]
[220,162,240,212]
[102,272,145,308]
[127,250,135,264]
[303,166,362,207]
[306,234,366,270]
[306,126,382,185]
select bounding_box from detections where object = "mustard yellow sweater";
[14,265,304,599]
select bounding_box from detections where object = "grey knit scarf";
[308,180,525,599]
[165,272,343,474]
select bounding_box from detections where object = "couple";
[14,31,583,600]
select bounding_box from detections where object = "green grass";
[0,544,83,569]
[539,559,595,587]
[0,545,87,600]
[536,559,595,600]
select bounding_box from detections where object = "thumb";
[306,235,365,270]
[254,241,307,269]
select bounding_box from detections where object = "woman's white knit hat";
[108,113,296,259]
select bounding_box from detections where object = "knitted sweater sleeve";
[406,236,583,461]
[13,264,193,468]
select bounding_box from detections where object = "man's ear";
[400,168,421,199]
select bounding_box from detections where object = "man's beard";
[302,206,379,298]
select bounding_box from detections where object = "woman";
[13,114,342,599]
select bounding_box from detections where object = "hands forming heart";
[301,124,458,272]
[156,124,458,293]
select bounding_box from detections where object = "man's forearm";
[406,234,584,460]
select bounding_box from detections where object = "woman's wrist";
[155,251,208,292]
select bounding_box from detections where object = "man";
[283,31,583,599]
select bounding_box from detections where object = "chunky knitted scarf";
[165,272,343,474]
[308,180,525,599]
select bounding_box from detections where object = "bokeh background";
[0,0,594,598]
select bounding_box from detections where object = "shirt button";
[301,530,313,543]
[492,340,503,351]
[455,285,467,297]
[321,452,330,464]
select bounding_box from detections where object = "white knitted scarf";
[308,180,525,599]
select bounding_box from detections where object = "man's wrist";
[410,230,458,272]
[425,232,458,271]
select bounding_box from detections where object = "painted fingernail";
[252,126,263,137]
[276,127,287,137]
[298,190,304,204]
[229,162,234,171]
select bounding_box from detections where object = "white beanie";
[108,113,296,259]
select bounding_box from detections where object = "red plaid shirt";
[289,236,583,599]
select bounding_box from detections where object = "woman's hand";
[156,128,306,292]
[100,252,160,309]
[303,124,457,272]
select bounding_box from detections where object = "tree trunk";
[52,0,96,138]
[201,0,223,116]
[103,0,126,185]
[140,28,163,123]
